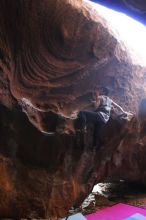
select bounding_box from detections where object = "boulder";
[0,0,146,218]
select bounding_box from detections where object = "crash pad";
[86,203,146,220]
[61,213,86,220]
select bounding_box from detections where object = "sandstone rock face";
[0,0,146,218]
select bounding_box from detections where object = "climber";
[75,87,133,148]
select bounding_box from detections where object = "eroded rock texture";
[0,0,146,218]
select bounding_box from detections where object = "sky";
[86,0,146,67]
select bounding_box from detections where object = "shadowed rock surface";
[0,0,146,218]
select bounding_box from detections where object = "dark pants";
[76,110,106,148]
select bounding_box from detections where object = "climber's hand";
[120,111,133,121]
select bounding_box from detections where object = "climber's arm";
[112,101,126,113]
